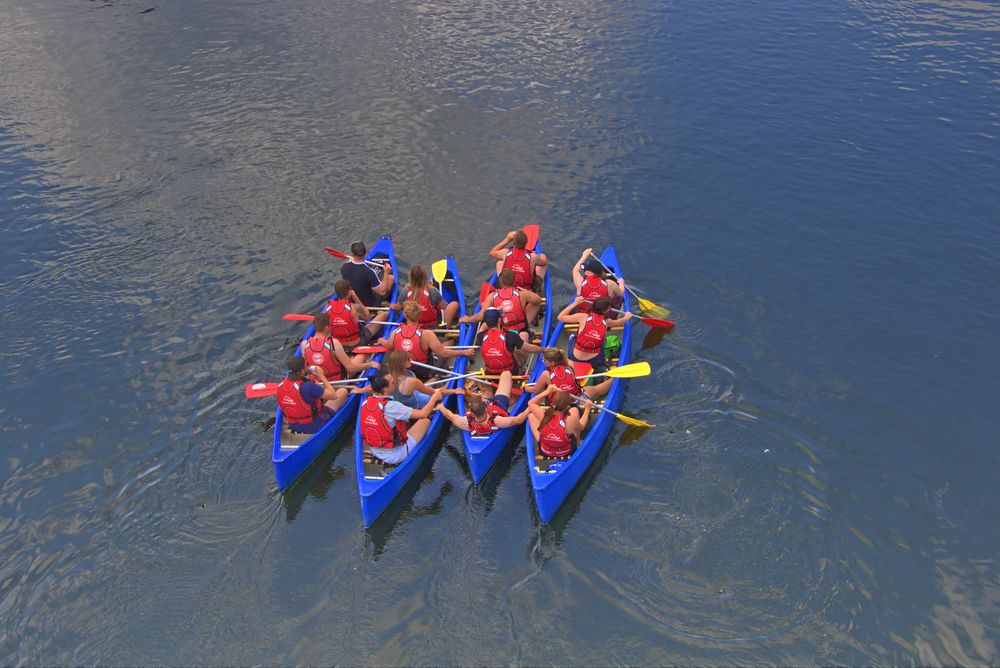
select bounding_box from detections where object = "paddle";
[588,252,670,319]
[573,395,654,428]
[323,246,384,269]
[523,224,539,251]
[353,344,475,354]
[425,369,485,386]
[431,259,448,285]
[575,361,650,380]
[479,281,493,304]
[245,377,367,398]
[581,301,674,329]
[410,360,498,390]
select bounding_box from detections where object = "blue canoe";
[355,256,472,527]
[456,241,553,484]
[527,245,634,523]
[271,236,401,491]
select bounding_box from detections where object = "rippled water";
[1,0,998,664]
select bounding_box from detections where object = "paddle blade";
[353,345,388,354]
[522,224,539,251]
[479,281,493,304]
[245,382,279,398]
[570,360,592,378]
[323,247,349,260]
[639,315,675,329]
[604,361,651,379]
[431,259,448,284]
[638,297,670,319]
[283,313,314,321]
[616,413,655,428]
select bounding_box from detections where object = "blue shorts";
[288,406,335,434]
[493,394,510,412]
[567,336,608,372]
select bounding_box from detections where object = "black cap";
[483,308,501,326]
[287,356,306,373]
[350,241,367,257]
[581,257,603,274]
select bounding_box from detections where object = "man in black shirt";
[341,241,394,307]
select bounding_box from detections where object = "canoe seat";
[280,428,311,450]
[362,450,396,479]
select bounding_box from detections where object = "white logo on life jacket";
[311,353,324,364]
[501,299,514,312]
[401,339,413,351]
[364,415,378,426]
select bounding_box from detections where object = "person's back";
[341,241,393,307]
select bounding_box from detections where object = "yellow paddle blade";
[638,296,670,319]
[616,412,655,428]
[603,361,651,379]
[431,259,448,284]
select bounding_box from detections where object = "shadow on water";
[467,438,527,515]
[281,429,354,523]
[364,432,455,559]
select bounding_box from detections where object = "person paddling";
[557,295,632,373]
[391,265,459,328]
[326,279,387,349]
[299,313,380,381]
[573,248,625,312]
[463,269,543,333]
[436,370,529,436]
[377,301,474,381]
[341,241,394,307]
[477,307,543,376]
[527,387,593,458]
[277,356,350,434]
[360,374,443,465]
[489,229,547,292]
[523,347,613,400]
[352,350,461,408]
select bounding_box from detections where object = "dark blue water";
[1,0,997,664]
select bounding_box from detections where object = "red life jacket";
[392,323,429,363]
[575,313,607,353]
[406,287,440,327]
[491,287,527,330]
[465,400,509,437]
[502,248,533,289]
[327,299,360,341]
[539,413,574,457]
[360,396,408,449]
[548,365,582,396]
[480,328,514,373]
[277,378,323,425]
[578,276,609,313]
[302,335,344,382]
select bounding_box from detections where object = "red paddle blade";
[571,360,593,378]
[522,224,539,251]
[283,313,314,321]
[323,247,349,259]
[639,316,675,329]
[353,345,388,354]
[245,382,279,398]
[479,281,493,304]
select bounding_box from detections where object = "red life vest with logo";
[491,287,527,330]
[327,299,360,341]
[465,400,509,437]
[548,365,583,396]
[480,328,514,373]
[575,313,607,353]
[392,323,429,363]
[539,413,574,457]
[578,276,609,313]
[502,248,533,289]
[406,287,440,327]
[302,335,344,382]
[277,378,323,425]
[360,396,408,449]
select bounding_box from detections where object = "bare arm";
[408,389,444,420]
[495,411,530,429]
[372,262,393,297]
[523,372,549,395]
[435,402,469,430]
[557,297,588,324]
[519,288,543,306]
[572,248,592,289]
[606,312,633,328]
[489,231,515,261]
[334,341,379,375]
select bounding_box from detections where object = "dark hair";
[350,242,367,257]
[468,396,487,417]
[542,347,568,366]
[498,269,516,288]
[334,279,351,298]
[286,355,306,377]
[542,390,573,425]
[592,296,612,314]
[511,230,527,249]
[370,373,391,394]
[313,312,331,332]
[408,265,428,289]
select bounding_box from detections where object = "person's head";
[350,242,367,259]
[591,296,611,315]
[511,230,528,250]
[286,355,307,379]
[467,396,487,418]
[334,279,351,299]
[542,347,568,368]
[369,373,395,395]
[313,312,331,334]
[498,269,516,288]
[408,265,428,289]
[543,389,575,424]
[483,308,501,329]
[581,257,604,276]
[402,300,421,323]
[382,350,410,378]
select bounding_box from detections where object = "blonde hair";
[382,350,410,378]
[402,299,422,323]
